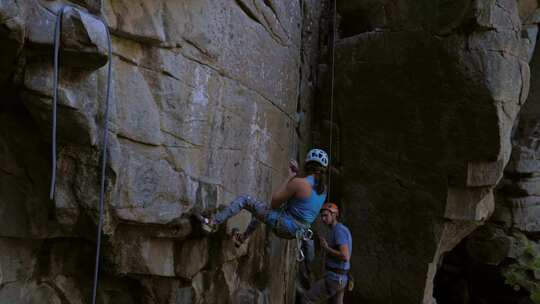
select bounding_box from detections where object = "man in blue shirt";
[302,203,352,304]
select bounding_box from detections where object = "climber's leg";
[233,207,300,246]
[330,287,345,304]
[200,194,269,233]
[243,217,261,237]
[301,275,345,304]
[301,276,332,304]
[214,194,269,224]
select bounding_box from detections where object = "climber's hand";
[319,237,329,250]
[289,159,299,178]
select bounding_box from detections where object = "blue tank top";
[286,175,327,224]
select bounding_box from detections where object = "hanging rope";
[50,6,64,200]
[291,0,306,162]
[293,0,307,264]
[91,17,112,304]
[51,6,113,304]
[327,0,337,199]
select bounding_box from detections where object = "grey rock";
[0,0,25,84]
[22,61,99,145]
[474,0,521,31]
[465,225,513,265]
[25,2,109,70]
[103,0,166,43]
[332,0,533,303]
[175,287,193,304]
[175,238,209,279]
[0,282,62,304]
[502,197,540,232]
[0,238,40,284]
[23,283,63,304]
[111,58,163,146]
[114,234,176,277]
[0,0,316,299]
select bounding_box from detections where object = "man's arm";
[320,238,350,261]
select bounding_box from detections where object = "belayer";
[301,203,353,304]
[198,149,328,245]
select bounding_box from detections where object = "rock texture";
[325,0,539,303]
[434,4,540,303]
[6,0,540,303]
[0,0,324,303]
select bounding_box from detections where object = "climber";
[301,203,352,304]
[198,148,328,244]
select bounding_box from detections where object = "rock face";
[6,0,540,303]
[326,0,538,303]
[434,4,540,303]
[0,0,324,303]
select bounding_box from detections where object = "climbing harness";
[295,228,314,262]
[271,204,314,262]
[51,6,113,304]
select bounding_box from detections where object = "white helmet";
[305,148,329,168]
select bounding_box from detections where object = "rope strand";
[51,7,113,304]
[292,0,306,162]
[328,0,337,199]
[50,6,64,200]
[91,14,113,304]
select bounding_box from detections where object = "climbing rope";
[316,0,336,270]
[327,0,337,199]
[293,0,338,264]
[50,6,63,200]
[292,0,308,264]
[51,6,113,304]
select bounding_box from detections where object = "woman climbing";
[198,148,328,244]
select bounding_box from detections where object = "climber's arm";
[271,175,297,209]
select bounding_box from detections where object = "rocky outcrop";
[434,224,540,304]
[0,0,324,303]
[434,4,540,303]
[326,0,538,303]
